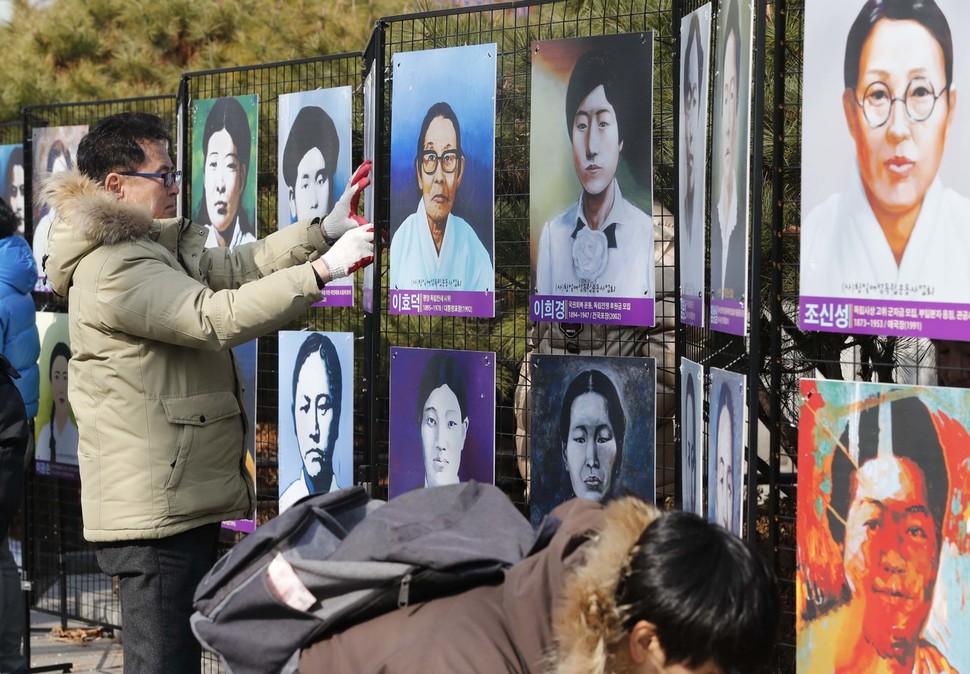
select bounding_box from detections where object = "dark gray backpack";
[191,481,538,674]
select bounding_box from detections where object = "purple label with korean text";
[681,294,704,327]
[389,289,494,318]
[800,296,970,340]
[710,298,746,336]
[222,519,256,534]
[312,285,354,308]
[529,295,655,327]
[34,460,79,481]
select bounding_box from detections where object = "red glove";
[321,160,372,241]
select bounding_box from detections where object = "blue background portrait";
[277,331,355,499]
[0,143,21,188]
[389,43,496,261]
[388,347,496,498]
[707,367,745,534]
[0,144,22,227]
[277,87,352,230]
[530,354,656,526]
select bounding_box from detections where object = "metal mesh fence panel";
[374,0,679,514]
[179,54,366,529]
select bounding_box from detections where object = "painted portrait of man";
[278,331,354,513]
[388,347,495,498]
[529,32,655,327]
[707,367,744,535]
[797,380,970,672]
[800,0,970,340]
[529,353,656,525]
[709,0,753,336]
[388,44,496,318]
[278,88,354,307]
[678,6,712,327]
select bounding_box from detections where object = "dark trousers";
[95,523,221,674]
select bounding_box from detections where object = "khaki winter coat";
[298,497,660,674]
[43,170,328,542]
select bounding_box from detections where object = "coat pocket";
[161,391,244,517]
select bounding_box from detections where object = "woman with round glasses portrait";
[801,0,970,304]
[389,101,492,294]
[195,97,256,250]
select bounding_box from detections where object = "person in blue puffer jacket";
[0,195,36,674]
[0,196,39,418]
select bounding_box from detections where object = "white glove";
[320,223,374,280]
[321,160,371,242]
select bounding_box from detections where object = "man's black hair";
[616,510,779,672]
[77,113,172,185]
[291,333,343,453]
[559,369,626,497]
[0,197,16,239]
[844,0,953,91]
[828,395,949,546]
[683,12,705,106]
[282,106,339,206]
[565,49,628,143]
[415,354,469,424]
[414,102,463,168]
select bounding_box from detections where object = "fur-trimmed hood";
[550,496,660,674]
[41,170,162,296]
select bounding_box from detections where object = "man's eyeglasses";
[854,78,949,129]
[121,170,183,188]
[418,150,462,175]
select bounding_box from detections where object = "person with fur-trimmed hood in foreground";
[299,496,779,674]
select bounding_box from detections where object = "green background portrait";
[190,94,259,228]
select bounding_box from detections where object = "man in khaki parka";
[43,112,374,674]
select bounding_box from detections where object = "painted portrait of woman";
[192,95,258,250]
[530,354,655,525]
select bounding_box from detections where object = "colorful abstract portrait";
[797,379,970,672]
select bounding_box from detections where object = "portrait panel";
[388,347,495,499]
[278,331,355,513]
[530,354,656,526]
[680,357,704,516]
[707,367,745,535]
[388,44,497,318]
[529,32,656,327]
[31,125,87,292]
[191,94,259,250]
[797,379,970,672]
[0,144,25,235]
[362,64,377,315]
[34,311,79,480]
[278,88,354,307]
[799,0,970,340]
[708,0,754,336]
[223,339,257,532]
[679,5,712,327]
